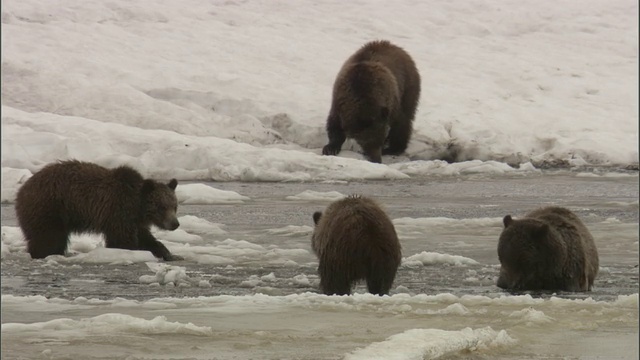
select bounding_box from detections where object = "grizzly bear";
[311,195,402,295]
[322,40,421,163]
[496,206,599,292]
[15,160,183,261]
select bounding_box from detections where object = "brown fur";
[497,206,599,292]
[15,160,183,261]
[322,40,421,163]
[311,195,402,295]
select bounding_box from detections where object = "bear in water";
[497,206,599,292]
[311,195,402,295]
[15,160,183,261]
[322,40,421,163]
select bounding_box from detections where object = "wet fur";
[322,40,421,163]
[311,195,402,295]
[497,207,599,292]
[15,160,182,261]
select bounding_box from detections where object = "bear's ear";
[380,107,389,120]
[503,215,513,228]
[312,211,322,225]
[141,180,155,194]
[168,179,178,191]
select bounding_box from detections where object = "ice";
[285,190,347,202]
[176,183,250,204]
[403,251,480,267]
[1,313,213,336]
[344,327,516,360]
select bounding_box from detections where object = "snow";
[2,218,487,267]
[1,226,25,257]
[415,303,473,316]
[1,292,637,358]
[394,217,502,228]
[390,160,537,177]
[51,247,157,265]
[176,183,250,204]
[140,263,191,286]
[175,215,227,236]
[293,274,312,286]
[2,292,637,314]
[0,167,31,203]
[266,225,314,237]
[285,190,346,202]
[508,307,555,325]
[2,292,637,358]
[1,313,213,336]
[344,327,516,360]
[1,0,637,194]
[0,240,10,259]
[403,251,480,267]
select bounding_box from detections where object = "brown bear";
[496,206,599,292]
[322,40,421,163]
[15,160,183,261]
[311,195,402,295]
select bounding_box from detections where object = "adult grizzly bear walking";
[322,40,421,163]
[311,195,402,295]
[496,206,599,292]
[16,160,183,261]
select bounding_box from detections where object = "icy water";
[1,172,639,359]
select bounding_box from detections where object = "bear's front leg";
[322,113,346,156]
[104,227,139,251]
[138,227,184,261]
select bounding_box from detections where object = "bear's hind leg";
[366,264,397,296]
[320,277,352,295]
[318,261,352,295]
[138,227,183,261]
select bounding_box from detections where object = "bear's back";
[345,40,419,96]
[314,196,399,257]
[21,160,142,197]
[16,160,145,228]
[526,206,599,290]
[527,207,597,257]
[336,61,398,100]
[18,161,104,202]
[527,206,600,290]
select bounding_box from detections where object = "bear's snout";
[165,218,180,231]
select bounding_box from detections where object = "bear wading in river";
[497,206,599,292]
[15,160,183,261]
[322,40,421,163]
[311,195,402,295]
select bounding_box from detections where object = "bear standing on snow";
[322,40,421,163]
[15,160,184,261]
[311,195,402,295]
[496,206,599,292]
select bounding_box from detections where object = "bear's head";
[142,178,180,231]
[338,62,399,163]
[310,211,325,256]
[497,215,566,290]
